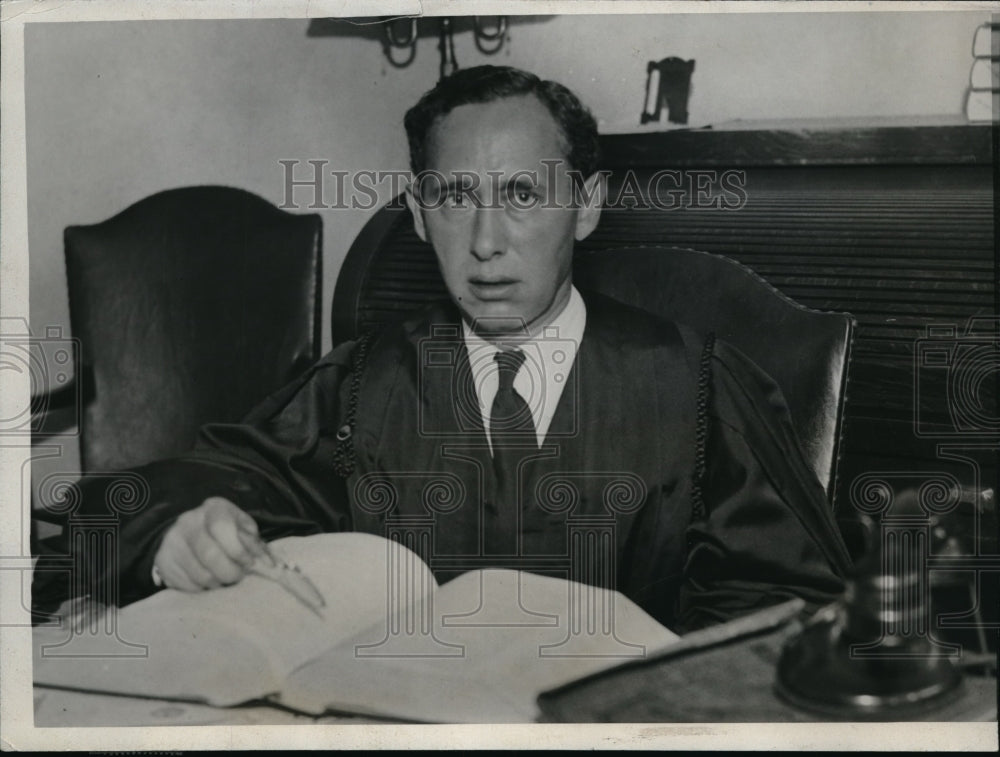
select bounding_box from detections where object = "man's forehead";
[424,94,570,173]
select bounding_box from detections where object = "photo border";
[2,0,997,750]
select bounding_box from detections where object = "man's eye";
[446,193,469,208]
[510,188,539,206]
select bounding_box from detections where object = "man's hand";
[152,497,271,592]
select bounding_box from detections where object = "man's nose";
[470,206,506,261]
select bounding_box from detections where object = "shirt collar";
[462,287,587,448]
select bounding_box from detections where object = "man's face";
[407,95,602,337]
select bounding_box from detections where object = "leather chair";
[331,200,855,506]
[573,245,854,504]
[34,185,323,473]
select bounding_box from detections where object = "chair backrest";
[333,200,854,504]
[574,245,854,502]
[65,185,322,472]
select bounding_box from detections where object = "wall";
[24,10,991,474]
[498,11,988,131]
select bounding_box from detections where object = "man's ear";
[406,184,428,242]
[574,171,605,242]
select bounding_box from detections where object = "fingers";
[156,526,221,591]
[153,550,201,593]
[231,506,259,535]
[191,527,247,585]
[174,535,227,589]
[153,497,265,593]
[229,507,274,565]
[204,498,259,570]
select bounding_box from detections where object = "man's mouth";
[468,277,519,299]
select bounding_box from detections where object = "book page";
[33,532,437,706]
[279,569,680,722]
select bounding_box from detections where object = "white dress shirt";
[462,286,587,454]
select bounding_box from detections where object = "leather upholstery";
[573,246,854,502]
[64,185,322,472]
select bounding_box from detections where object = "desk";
[35,625,996,726]
[538,622,997,723]
[33,687,383,727]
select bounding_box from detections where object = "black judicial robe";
[34,291,852,633]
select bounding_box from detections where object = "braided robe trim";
[690,332,716,522]
[331,330,375,478]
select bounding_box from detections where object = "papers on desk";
[34,532,679,723]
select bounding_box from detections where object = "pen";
[238,525,327,617]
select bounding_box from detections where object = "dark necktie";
[488,349,535,553]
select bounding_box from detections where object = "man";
[36,66,851,632]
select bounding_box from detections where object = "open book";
[33,532,679,722]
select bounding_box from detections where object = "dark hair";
[404,65,600,178]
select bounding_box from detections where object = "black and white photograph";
[1,1,997,751]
